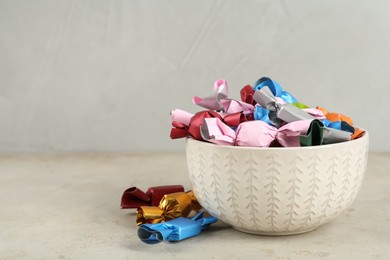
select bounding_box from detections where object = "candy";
[352,128,365,140]
[316,106,364,140]
[254,106,274,126]
[120,185,184,209]
[171,109,193,126]
[170,77,364,147]
[192,79,228,111]
[193,79,254,115]
[220,99,254,116]
[253,77,298,103]
[200,118,324,147]
[171,110,219,140]
[253,86,316,123]
[240,85,256,105]
[170,110,248,140]
[300,119,324,146]
[136,191,201,225]
[317,106,353,125]
[137,211,217,244]
[322,120,354,133]
[253,86,352,144]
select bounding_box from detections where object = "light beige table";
[0,152,389,259]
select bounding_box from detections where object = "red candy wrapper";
[121,185,184,208]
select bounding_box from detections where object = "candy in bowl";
[171,77,368,235]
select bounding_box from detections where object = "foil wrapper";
[240,84,256,105]
[317,106,365,140]
[159,192,193,221]
[137,211,217,244]
[192,79,228,111]
[136,206,165,225]
[253,77,298,103]
[253,87,352,144]
[121,185,184,209]
[170,110,248,140]
[192,79,254,114]
[317,106,353,125]
[352,128,365,140]
[136,191,202,225]
[201,117,324,147]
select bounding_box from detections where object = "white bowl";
[186,132,369,235]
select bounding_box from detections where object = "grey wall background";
[0,0,389,152]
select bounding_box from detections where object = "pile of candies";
[121,185,217,244]
[170,77,365,147]
[123,78,367,244]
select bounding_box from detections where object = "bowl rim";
[186,129,368,151]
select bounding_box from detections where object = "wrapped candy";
[254,104,325,127]
[192,79,228,111]
[322,120,354,133]
[292,104,355,134]
[254,106,274,126]
[253,77,298,103]
[316,106,353,125]
[193,79,254,115]
[137,191,202,225]
[171,109,193,126]
[253,86,352,144]
[240,85,256,105]
[253,86,316,123]
[303,108,326,120]
[200,118,324,147]
[170,77,365,147]
[300,120,324,146]
[220,99,254,116]
[137,211,217,244]
[222,112,247,127]
[170,110,247,140]
[121,185,184,209]
[351,128,366,140]
[171,110,221,140]
[317,106,365,140]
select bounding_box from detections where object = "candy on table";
[136,191,202,225]
[137,211,217,244]
[120,185,184,209]
[121,185,213,244]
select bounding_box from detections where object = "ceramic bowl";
[186,132,369,235]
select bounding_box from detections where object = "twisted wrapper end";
[136,206,165,225]
[136,191,203,225]
[137,211,218,244]
[193,79,229,111]
[121,185,184,209]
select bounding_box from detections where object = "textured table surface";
[0,152,389,259]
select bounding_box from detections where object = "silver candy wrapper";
[253,87,351,144]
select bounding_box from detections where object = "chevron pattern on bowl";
[186,132,369,235]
